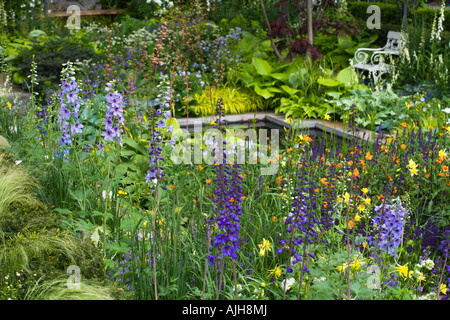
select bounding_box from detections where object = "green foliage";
[193,85,269,116]
[15,32,102,91]
[231,52,362,119]
[324,87,403,130]
[315,33,379,71]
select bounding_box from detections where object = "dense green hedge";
[348,1,450,31]
[411,7,450,30]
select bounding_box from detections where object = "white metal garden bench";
[353,31,406,84]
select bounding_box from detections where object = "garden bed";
[0,0,450,303]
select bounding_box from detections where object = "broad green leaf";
[231,70,254,85]
[269,72,289,82]
[253,85,274,99]
[317,77,342,87]
[252,57,272,76]
[336,67,358,86]
[281,85,299,96]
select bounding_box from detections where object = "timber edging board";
[40,9,124,18]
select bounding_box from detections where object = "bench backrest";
[385,31,406,52]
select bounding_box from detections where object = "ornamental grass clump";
[0,155,35,216]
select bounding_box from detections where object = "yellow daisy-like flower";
[323,113,331,121]
[6,102,12,109]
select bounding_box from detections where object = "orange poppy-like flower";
[365,152,373,161]
[314,188,319,193]
[198,165,204,170]
[320,178,328,185]
[400,144,406,150]
[287,148,293,153]
[353,168,360,177]
[229,197,235,202]
[348,219,354,228]
[400,122,407,128]
[272,216,278,222]
[443,166,449,173]
[170,185,175,191]
[206,179,212,184]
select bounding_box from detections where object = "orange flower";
[314,188,319,193]
[400,122,407,128]
[365,152,373,161]
[198,165,203,170]
[443,166,449,173]
[170,185,175,191]
[400,144,406,150]
[353,168,360,177]
[287,148,293,153]
[348,219,354,228]
[206,179,212,184]
[320,178,328,185]
[229,197,235,202]
[272,216,278,222]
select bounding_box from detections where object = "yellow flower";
[323,113,331,121]
[441,284,447,294]
[363,197,371,205]
[416,272,426,282]
[258,238,272,257]
[438,149,447,159]
[362,187,369,195]
[390,262,409,278]
[6,102,12,109]
[352,257,365,271]
[355,214,361,222]
[268,266,282,278]
[343,193,350,203]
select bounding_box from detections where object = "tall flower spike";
[100,81,124,152]
[57,62,83,160]
[207,98,243,265]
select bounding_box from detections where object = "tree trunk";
[306,0,313,59]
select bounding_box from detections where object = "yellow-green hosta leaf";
[317,77,342,87]
[252,57,273,76]
[254,85,274,99]
[281,85,299,96]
